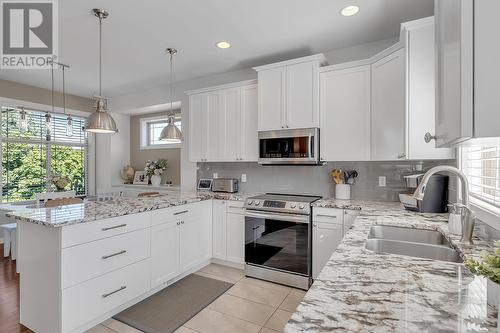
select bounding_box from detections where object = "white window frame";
[459,148,500,231]
[0,97,96,200]
[140,115,181,150]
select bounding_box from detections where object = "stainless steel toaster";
[212,178,239,193]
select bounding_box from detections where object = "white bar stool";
[1,223,17,260]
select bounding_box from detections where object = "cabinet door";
[312,222,343,279]
[222,88,241,161]
[405,19,455,160]
[320,66,370,161]
[151,221,179,288]
[371,49,406,160]
[258,67,285,131]
[179,214,201,272]
[226,212,245,264]
[435,0,473,147]
[240,85,258,161]
[343,210,360,234]
[212,200,227,260]
[206,91,223,161]
[188,94,207,162]
[286,62,319,129]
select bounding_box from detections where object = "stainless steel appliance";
[258,128,320,165]
[244,193,321,290]
[212,178,239,193]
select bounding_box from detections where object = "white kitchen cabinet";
[434,0,500,147]
[212,200,227,260]
[313,222,343,279]
[151,221,180,288]
[226,212,245,264]
[319,65,371,161]
[187,80,258,162]
[254,54,326,131]
[371,48,406,161]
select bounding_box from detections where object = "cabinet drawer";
[151,201,207,226]
[61,212,151,248]
[226,200,245,214]
[62,259,150,333]
[313,208,344,224]
[61,228,150,289]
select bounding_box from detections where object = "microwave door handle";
[308,133,312,159]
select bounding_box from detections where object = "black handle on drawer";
[102,250,127,260]
[174,210,188,215]
[102,285,127,298]
[102,224,127,231]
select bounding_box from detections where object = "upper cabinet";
[187,80,258,162]
[435,0,500,147]
[254,54,326,131]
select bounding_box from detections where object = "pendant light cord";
[51,60,55,113]
[170,51,173,118]
[62,66,66,114]
[98,15,102,97]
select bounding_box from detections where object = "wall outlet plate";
[379,176,386,187]
[213,172,218,179]
[241,174,247,183]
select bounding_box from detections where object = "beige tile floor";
[86,264,306,333]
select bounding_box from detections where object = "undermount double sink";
[365,225,463,263]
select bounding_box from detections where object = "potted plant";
[144,159,168,186]
[465,246,500,307]
[50,174,70,191]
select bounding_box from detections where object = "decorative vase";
[487,278,500,307]
[150,174,162,186]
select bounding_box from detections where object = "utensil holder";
[335,184,351,200]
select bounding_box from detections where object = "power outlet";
[213,173,218,179]
[241,174,247,183]
[378,176,386,187]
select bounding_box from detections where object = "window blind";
[461,145,500,209]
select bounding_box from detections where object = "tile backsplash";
[197,160,456,201]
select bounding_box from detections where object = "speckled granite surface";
[287,199,498,333]
[6,191,257,227]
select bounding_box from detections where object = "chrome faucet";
[413,165,475,244]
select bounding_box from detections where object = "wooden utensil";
[330,169,343,184]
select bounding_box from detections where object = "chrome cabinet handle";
[316,214,337,218]
[181,221,185,224]
[102,250,127,260]
[397,153,406,159]
[102,224,127,231]
[228,206,242,209]
[174,210,188,215]
[102,286,126,298]
[424,132,437,143]
[176,222,180,225]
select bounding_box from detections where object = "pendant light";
[159,48,183,142]
[19,107,28,132]
[85,8,118,134]
[46,60,55,140]
[61,63,73,137]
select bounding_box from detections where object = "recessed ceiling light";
[340,5,359,16]
[216,41,231,49]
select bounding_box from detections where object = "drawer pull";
[174,210,188,215]
[102,285,127,298]
[316,214,337,218]
[102,250,127,260]
[228,206,242,209]
[102,224,127,231]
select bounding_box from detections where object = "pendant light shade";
[85,8,118,134]
[19,107,28,132]
[159,48,182,141]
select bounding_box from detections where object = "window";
[140,115,181,149]
[461,145,500,209]
[0,107,88,202]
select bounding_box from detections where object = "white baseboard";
[211,258,245,270]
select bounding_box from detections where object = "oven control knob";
[255,200,260,206]
[299,205,305,210]
[247,200,253,205]
[290,203,296,209]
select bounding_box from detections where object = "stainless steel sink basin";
[368,225,451,246]
[365,239,463,263]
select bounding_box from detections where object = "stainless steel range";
[244,193,321,290]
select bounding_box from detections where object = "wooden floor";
[0,247,33,333]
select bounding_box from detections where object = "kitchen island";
[286,199,497,332]
[6,192,253,333]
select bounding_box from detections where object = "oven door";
[258,128,319,165]
[244,210,311,276]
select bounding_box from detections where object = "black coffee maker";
[401,174,449,213]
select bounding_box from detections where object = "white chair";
[35,190,76,208]
[1,223,17,260]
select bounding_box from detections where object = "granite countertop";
[6,191,257,227]
[286,199,498,333]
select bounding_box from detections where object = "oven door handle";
[244,210,309,224]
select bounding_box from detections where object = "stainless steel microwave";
[258,128,319,165]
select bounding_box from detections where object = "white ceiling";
[0,0,433,99]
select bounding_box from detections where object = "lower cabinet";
[226,212,245,264]
[151,221,180,288]
[212,200,245,265]
[212,200,227,260]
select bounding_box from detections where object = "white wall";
[111,37,400,191]
[95,113,131,192]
